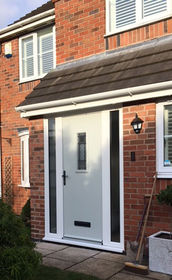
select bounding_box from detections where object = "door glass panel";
[48,119,56,233]
[78,133,86,170]
[110,111,120,242]
[164,105,172,166]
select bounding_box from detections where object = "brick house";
[0,0,172,253]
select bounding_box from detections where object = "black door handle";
[62,170,68,185]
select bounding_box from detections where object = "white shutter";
[38,34,54,75]
[22,36,34,78]
[143,0,167,18]
[116,0,136,28]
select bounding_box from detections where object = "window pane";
[78,133,86,170]
[164,105,172,167]
[42,52,54,74]
[48,119,57,233]
[116,0,136,28]
[143,0,167,18]
[41,35,53,52]
[26,57,34,77]
[38,31,54,75]
[22,36,34,78]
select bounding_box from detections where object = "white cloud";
[0,0,49,29]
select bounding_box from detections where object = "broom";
[124,173,157,275]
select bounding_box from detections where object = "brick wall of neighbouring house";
[0,39,40,214]
[123,102,172,242]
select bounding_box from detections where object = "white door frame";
[43,109,124,253]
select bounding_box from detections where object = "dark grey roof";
[18,36,172,108]
[10,1,54,25]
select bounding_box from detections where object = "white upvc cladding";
[156,102,172,178]
[19,26,56,83]
[106,0,172,35]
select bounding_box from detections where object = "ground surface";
[35,242,172,280]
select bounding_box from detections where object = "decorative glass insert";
[164,105,172,167]
[77,133,86,170]
[48,119,57,233]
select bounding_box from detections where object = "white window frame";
[19,26,56,83]
[106,0,172,35]
[156,102,172,178]
[19,130,30,188]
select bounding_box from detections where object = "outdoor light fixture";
[131,113,144,134]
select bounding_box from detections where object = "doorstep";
[35,242,171,280]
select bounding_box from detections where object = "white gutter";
[0,9,55,40]
[16,80,172,117]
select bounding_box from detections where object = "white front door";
[44,110,124,252]
[62,112,102,243]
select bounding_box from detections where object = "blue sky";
[0,0,50,29]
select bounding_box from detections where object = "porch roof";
[17,36,172,109]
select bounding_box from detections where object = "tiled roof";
[10,1,54,25]
[17,36,172,108]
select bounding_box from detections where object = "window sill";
[19,74,46,85]
[18,184,30,188]
[157,172,172,179]
[105,13,172,37]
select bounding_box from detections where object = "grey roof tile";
[17,38,172,108]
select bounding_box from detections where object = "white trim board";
[0,9,55,40]
[18,88,172,118]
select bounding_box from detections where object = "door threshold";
[43,236,124,253]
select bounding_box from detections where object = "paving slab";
[43,256,75,270]
[35,247,55,256]
[94,252,127,264]
[147,271,172,280]
[47,246,99,263]
[68,257,124,279]
[35,242,67,251]
[110,272,150,280]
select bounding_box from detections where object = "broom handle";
[136,173,157,262]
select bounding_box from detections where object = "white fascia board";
[0,15,55,40]
[18,87,172,118]
[16,80,172,118]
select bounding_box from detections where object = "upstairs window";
[156,102,172,178]
[19,26,55,82]
[106,0,172,34]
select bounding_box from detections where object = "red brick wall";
[0,39,40,214]
[29,119,45,240]
[0,0,172,242]
[54,0,105,63]
[123,103,172,242]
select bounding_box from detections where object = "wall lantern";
[131,113,144,134]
